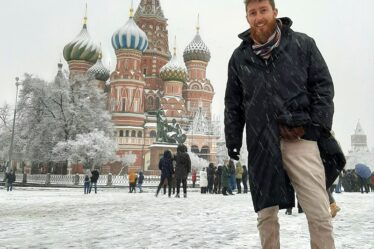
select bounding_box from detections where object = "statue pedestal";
[149,143,178,172]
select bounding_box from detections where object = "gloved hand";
[228,148,240,160]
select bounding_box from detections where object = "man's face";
[246,0,278,43]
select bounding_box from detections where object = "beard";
[251,19,277,44]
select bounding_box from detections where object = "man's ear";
[274,8,278,18]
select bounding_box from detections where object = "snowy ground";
[0,187,373,249]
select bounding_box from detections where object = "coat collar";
[238,17,293,67]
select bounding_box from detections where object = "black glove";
[228,148,240,160]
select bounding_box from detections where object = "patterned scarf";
[252,19,282,60]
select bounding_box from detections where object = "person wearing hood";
[174,144,191,198]
[224,0,335,247]
[137,171,144,193]
[155,150,174,197]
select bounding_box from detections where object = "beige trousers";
[257,139,335,249]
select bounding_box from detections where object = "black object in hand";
[228,148,240,160]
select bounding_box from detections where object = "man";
[5,169,16,192]
[224,0,335,248]
[174,144,191,198]
[89,169,100,194]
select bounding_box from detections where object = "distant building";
[61,1,219,174]
[345,121,374,172]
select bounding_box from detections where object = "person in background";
[235,161,243,194]
[207,163,215,194]
[84,173,90,194]
[174,144,191,198]
[137,171,144,193]
[228,160,236,192]
[216,166,223,194]
[221,162,233,196]
[5,169,16,192]
[89,169,100,194]
[199,167,208,194]
[155,150,174,197]
[191,169,197,188]
[128,171,137,193]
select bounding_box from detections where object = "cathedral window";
[131,130,136,137]
[124,59,128,70]
[122,100,126,112]
[137,131,143,138]
[119,130,123,137]
[150,130,156,138]
[125,130,129,137]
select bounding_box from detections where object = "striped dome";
[111,16,148,52]
[63,24,100,64]
[87,55,110,82]
[160,52,187,82]
[183,33,211,63]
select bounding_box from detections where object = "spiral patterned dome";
[63,23,100,64]
[183,32,211,63]
[111,16,148,52]
[160,51,187,82]
[87,54,110,82]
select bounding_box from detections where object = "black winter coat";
[91,170,100,183]
[224,18,334,212]
[174,152,191,180]
[159,150,174,178]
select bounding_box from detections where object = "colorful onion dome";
[87,53,110,81]
[111,6,148,52]
[160,43,187,82]
[183,16,211,63]
[63,17,100,64]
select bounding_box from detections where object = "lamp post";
[8,77,20,170]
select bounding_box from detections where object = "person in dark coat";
[228,160,236,192]
[83,174,90,194]
[221,162,233,196]
[5,170,16,192]
[174,144,191,198]
[137,171,144,193]
[89,169,100,194]
[224,0,335,247]
[155,150,174,197]
[214,166,222,194]
[207,163,215,194]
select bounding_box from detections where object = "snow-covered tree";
[0,73,114,171]
[53,130,117,170]
[188,152,209,171]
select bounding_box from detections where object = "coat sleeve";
[224,53,246,150]
[307,38,334,130]
[187,156,191,173]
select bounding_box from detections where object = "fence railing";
[1,173,200,187]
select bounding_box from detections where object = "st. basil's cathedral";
[61,0,219,174]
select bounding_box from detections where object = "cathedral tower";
[183,17,214,120]
[134,0,170,112]
[109,4,149,170]
[63,9,100,77]
[159,38,187,118]
[351,121,369,152]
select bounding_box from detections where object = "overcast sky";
[0,0,373,153]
